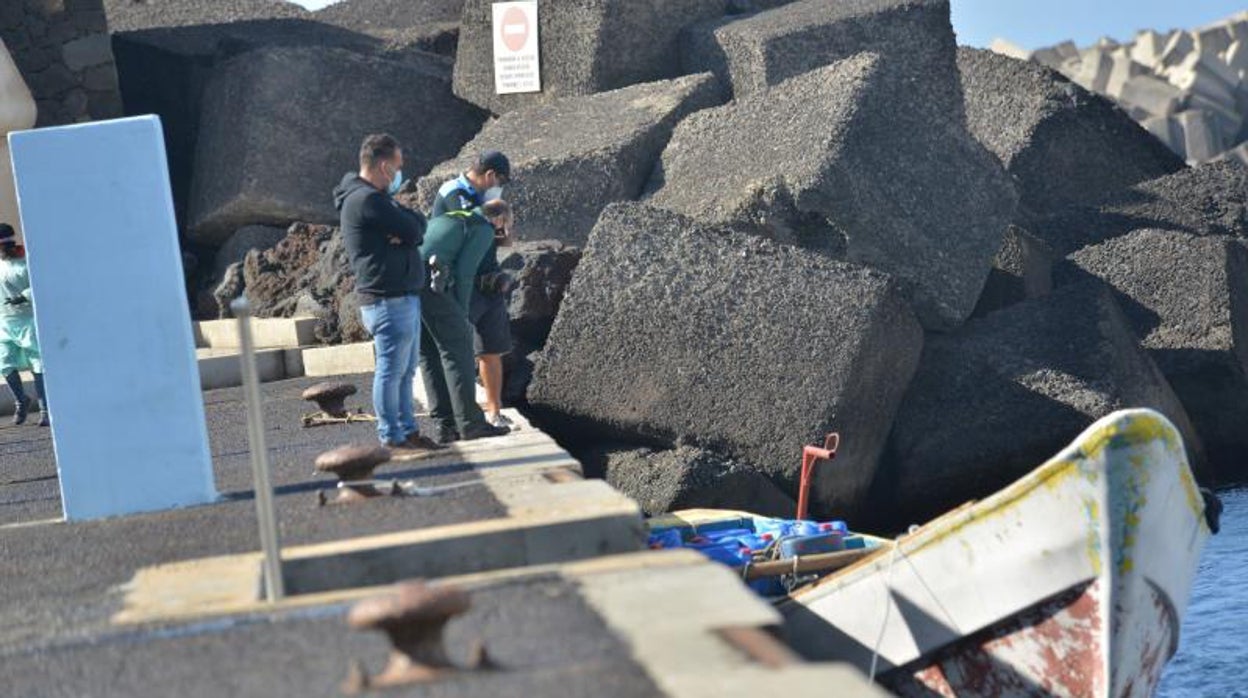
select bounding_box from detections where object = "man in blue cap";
[430,151,516,432]
[0,223,48,427]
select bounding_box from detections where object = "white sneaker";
[488,412,513,429]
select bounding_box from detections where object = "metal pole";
[232,296,285,602]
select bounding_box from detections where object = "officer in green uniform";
[419,200,514,442]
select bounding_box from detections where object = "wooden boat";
[776,408,1218,697]
[650,409,1218,696]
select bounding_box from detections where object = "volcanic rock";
[498,240,583,348]
[878,282,1203,527]
[957,47,1185,217]
[529,203,923,518]
[647,53,1017,330]
[189,46,485,245]
[1059,229,1248,482]
[212,224,287,282]
[413,73,725,245]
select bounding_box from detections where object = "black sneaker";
[37,411,49,428]
[12,397,29,426]
[435,423,460,445]
[460,423,511,441]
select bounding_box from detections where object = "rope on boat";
[868,525,919,683]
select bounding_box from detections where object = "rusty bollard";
[342,582,476,694]
[315,445,395,505]
[303,382,358,418]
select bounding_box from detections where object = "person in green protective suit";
[418,200,513,443]
[0,223,47,427]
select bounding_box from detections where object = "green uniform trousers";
[418,288,488,433]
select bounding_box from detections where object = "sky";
[950,0,1246,50]
[289,1,1247,50]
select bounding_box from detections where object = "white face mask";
[483,186,503,202]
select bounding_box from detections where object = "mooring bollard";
[232,296,285,602]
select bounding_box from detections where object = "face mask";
[387,166,403,196]
[484,186,503,201]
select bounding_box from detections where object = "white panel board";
[8,115,217,521]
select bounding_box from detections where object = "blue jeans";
[360,295,421,444]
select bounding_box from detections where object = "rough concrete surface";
[0,576,663,698]
[1029,160,1248,255]
[211,224,287,283]
[647,53,1017,330]
[453,0,729,113]
[1059,229,1248,482]
[877,282,1203,528]
[597,444,797,518]
[971,225,1055,318]
[500,240,583,349]
[412,73,726,246]
[0,374,504,653]
[530,203,923,518]
[102,0,309,32]
[957,47,1185,217]
[688,0,966,117]
[189,46,486,244]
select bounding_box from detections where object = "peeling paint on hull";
[885,576,1177,697]
[779,410,1211,697]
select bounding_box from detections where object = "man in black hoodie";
[333,134,442,453]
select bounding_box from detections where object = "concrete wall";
[0,38,36,236]
[0,0,124,127]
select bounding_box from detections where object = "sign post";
[492,1,541,95]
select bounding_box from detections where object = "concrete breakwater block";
[1030,161,1248,256]
[878,282,1203,526]
[971,225,1055,318]
[1059,229,1248,483]
[595,444,797,519]
[957,47,1184,216]
[529,203,923,518]
[188,46,486,245]
[452,0,729,114]
[685,0,966,118]
[412,73,726,245]
[647,53,1016,331]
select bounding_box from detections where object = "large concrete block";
[1072,47,1112,93]
[647,54,1017,330]
[970,225,1054,318]
[452,0,729,114]
[529,203,924,518]
[1059,229,1248,483]
[876,282,1202,527]
[958,48,1184,217]
[596,445,797,518]
[1118,74,1184,116]
[1176,109,1225,163]
[1030,161,1248,255]
[411,73,726,245]
[188,46,486,245]
[687,0,965,117]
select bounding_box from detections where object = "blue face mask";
[387,168,404,196]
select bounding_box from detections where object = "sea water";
[1158,487,1247,697]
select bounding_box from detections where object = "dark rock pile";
[103,0,1248,522]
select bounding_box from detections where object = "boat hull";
[778,409,1212,697]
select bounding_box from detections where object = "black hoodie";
[333,173,427,303]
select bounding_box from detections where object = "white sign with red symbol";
[492,1,541,95]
